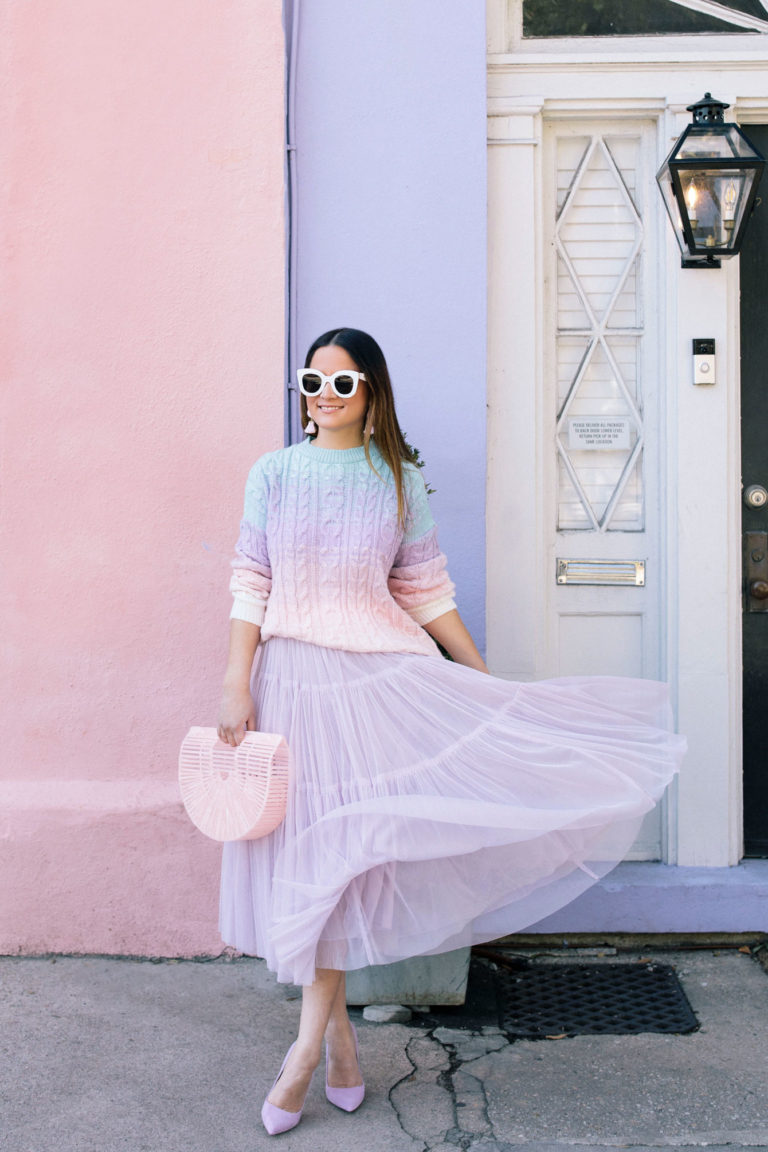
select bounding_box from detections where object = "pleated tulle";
[218,638,687,985]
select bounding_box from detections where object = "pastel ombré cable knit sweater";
[229,438,456,657]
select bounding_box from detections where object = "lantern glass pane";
[657,161,690,257]
[676,166,758,251]
[676,125,763,161]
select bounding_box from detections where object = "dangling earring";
[305,417,317,435]
[366,409,374,437]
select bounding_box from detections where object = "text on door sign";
[568,418,631,450]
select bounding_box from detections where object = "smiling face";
[306,344,369,438]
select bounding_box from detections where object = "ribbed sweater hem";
[230,598,267,626]
[406,596,457,626]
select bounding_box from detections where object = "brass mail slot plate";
[556,559,645,586]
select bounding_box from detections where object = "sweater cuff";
[230,597,267,627]
[407,595,457,626]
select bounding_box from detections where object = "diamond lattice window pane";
[557,338,592,410]
[558,141,640,324]
[557,340,642,528]
[610,457,643,527]
[557,255,590,329]
[555,134,645,532]
[609,255,639,329]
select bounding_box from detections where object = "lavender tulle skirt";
[218,637,686,986]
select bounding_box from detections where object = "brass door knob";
[749,579,768,600]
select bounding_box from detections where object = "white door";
[545,119,662,857]
[488,112,665,859]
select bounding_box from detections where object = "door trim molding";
[487,86,761,865]
[489,53,768,74]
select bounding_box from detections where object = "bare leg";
[267,968,342,1113]
[324,973,363,1089]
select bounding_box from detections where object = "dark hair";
[302,328,415,527]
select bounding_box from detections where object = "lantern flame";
[724,179,737,212]
[686,182,698,211]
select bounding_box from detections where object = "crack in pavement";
[388,1026,513,1151]
[387,1040,426,1150]
[385,948,768,1150]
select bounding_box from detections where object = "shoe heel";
[325,1022,365,1112]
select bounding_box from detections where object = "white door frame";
[486,9,768,867]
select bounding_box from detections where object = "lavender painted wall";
[290,1,488,651]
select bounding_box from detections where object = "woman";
[217,328,686,1135]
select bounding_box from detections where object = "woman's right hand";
[217,684,257,748]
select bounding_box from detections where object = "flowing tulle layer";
[218,638,687,985]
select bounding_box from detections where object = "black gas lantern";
[657,93,765,267]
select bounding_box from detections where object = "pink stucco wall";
[0,0,285,954]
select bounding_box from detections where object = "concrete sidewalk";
[1,948,767,1151]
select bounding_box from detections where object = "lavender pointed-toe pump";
[325,1023,365,1112]
[261,1042,310,1135]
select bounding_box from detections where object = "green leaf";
[402,434,436,494]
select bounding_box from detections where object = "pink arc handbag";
[178,727,289,841]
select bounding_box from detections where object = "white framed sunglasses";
[297,369,366,398]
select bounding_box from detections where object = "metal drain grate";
[496,962,698,1039]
